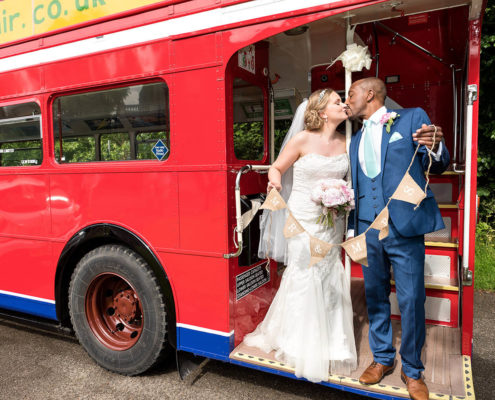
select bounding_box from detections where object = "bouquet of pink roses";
[310,178,355,227]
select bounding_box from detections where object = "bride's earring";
[322,115,328,123]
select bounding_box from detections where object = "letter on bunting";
[283,212,305,238]
[390,172,426,206]
[309,236,334,267]
[260,188,287,211]
[369,206,390,240]
[342,234,368,266]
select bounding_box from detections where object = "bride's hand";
[267,181,282,193]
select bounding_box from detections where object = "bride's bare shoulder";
[289,130,311,145]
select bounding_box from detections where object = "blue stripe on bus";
[0,292,57,320]
[177,326,233,361]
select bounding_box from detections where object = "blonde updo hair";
[304,88,335,131]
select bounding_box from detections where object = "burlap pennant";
[241,199,262,230]
[342,233,368,266]
[308,235,334,267]
[370,206,390,240]
[390,172,426,206]
[260,188,287,211]
[283,212,305,238]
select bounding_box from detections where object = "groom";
[345,77,450,400]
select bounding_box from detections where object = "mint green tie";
[363,120,379,178]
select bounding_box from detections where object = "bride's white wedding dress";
[244,152,357,383]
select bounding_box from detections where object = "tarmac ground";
[0,291,493,400]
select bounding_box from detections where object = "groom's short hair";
[359,77,387,105]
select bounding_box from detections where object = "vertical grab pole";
[344,20,354,283]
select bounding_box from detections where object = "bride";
[243,88,357,383]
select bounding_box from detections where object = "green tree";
[478,0,495,225]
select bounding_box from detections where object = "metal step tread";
[391,275,459,292]
[438,202,458,209]
[425,238,458,248]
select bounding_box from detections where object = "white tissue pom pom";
[339,44,372,72]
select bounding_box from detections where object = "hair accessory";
[318,89,327,103]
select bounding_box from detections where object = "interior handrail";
[224,165,271,259]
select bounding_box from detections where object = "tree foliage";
[478,0,495,225]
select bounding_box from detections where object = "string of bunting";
[259,127,437,268]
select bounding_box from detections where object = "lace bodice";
[287,152,350,238]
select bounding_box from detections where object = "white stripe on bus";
[0,0,342,74]
[177,322,234,337]
[0,289,55,304]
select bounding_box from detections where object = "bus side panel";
[44,40,171,91]
[0,174,55,318]
[161,252,232,358]
[0,67,43,100]
[171,68,226,166]
[49,171,180,249]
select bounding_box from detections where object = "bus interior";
[228,2,474,398]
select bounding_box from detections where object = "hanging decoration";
[250,125,439,268]
[283,212,305,238]
[309,236,335,267]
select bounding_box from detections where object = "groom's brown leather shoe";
[401,368,429,400]
[359,361,395,385]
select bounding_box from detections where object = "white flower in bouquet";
[311,178,355,227]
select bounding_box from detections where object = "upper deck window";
[0,102,42,167]
[53,82,170,163]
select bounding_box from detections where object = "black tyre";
[68,244,171,375]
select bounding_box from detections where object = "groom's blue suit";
[348,107,450,379]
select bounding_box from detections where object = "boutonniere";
[380,111,400,133]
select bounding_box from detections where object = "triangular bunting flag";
[260,188,287,211]
[283,212,305,238]
[308,235,334,267]
[370,206,390,240]
[342,233,368,266]
[241,199,262,230]
[390,172,426,206]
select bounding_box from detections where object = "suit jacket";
[348,107,450,237]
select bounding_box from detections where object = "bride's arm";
[267,132,305,192]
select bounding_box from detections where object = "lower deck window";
[53,82,170,163]
[0,103,42,167]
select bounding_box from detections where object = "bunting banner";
[341,234,368,266]
[283,212,305,238]
[309,236,334,267]
[260,188,287,211]
[369,206,390,241]
[241,199,262,230]
[390,172,427,206]
[256,131,436,268]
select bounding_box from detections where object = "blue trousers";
[358,219,426,379]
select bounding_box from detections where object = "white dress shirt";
[358,106,443,176]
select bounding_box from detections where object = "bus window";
[233,78,265,161]
[136,131,169,159]
[0,102,42,167]
[101,133,131,161]
[53,82,170,163]
[55,136,96,163]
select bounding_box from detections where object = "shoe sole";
[359,367,395,385]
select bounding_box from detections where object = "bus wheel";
[68,245,170,375]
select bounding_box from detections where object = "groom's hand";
[413,124,443,151]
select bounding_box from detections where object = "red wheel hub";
[85,273,143,351]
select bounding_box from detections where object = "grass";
[474,222,495,291]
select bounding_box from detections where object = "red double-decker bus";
[0,1,483,398]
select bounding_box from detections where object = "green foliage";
[233,119,293,160]
[0,140,42,166]
[478,1,495,225]
[475,223,495,291]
